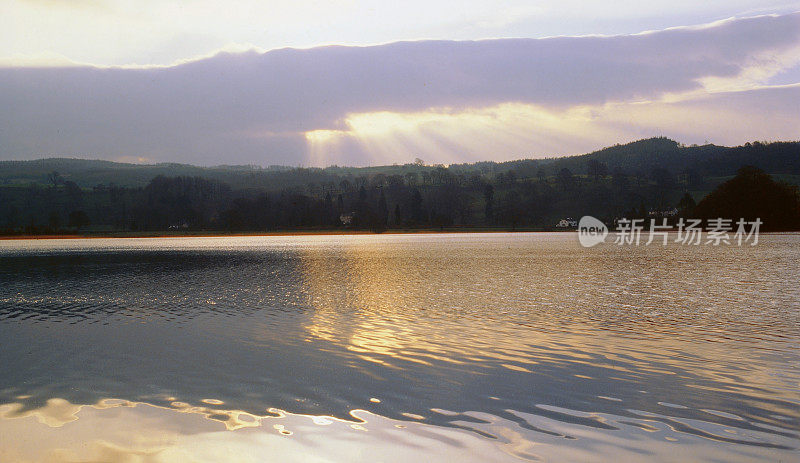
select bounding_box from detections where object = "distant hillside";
[0,158,290,189]
[2,138,798,191]
[488,138,800,181]
[2,137,800,235]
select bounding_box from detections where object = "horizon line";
[3,137,798,171]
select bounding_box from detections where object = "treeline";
[0,167,682,233]
[1,138,798,234]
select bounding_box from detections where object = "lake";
[0,233,798,462]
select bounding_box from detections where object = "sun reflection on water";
[0,234,799,461]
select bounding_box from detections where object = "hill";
[1,137,799,234]
[2,138,799,192]
[694,166,800,231]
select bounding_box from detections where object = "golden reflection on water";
[0,395,792,463]
[295,234,800,424]
[298,238,541,369]
[0,398,528,463]
[298,236,794,386]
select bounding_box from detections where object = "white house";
[556,218,578,228]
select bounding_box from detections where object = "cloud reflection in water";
[0,234,798,461]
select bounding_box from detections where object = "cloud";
[0,12,799,166]
[304,84,800,166]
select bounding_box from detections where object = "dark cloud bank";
[1,12,798,165]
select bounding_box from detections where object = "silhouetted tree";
[393,204,402,227]
[499,190,523,230]
[587,160,608,182]
[677,193,696,216]
[694,166,800,231]
[557,168,574,191]
[483,184,494,224]
[47,171,63,187]
[376,189,389,231]
[64,181,83,208]
[409,188,425,225]
[68,210,90,230]
[48,211,61,230]
[611,167,629,192]
[680,168,703,189]
[650,168,674,189]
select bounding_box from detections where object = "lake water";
[0,233,798,462]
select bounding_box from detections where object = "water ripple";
[0,233,798,461]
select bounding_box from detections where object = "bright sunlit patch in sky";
[306,104,640,166]
[305,87,800,166]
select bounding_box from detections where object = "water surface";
[0,233,798,462]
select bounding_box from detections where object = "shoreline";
[0,228,550,240]
[2,228,797,240]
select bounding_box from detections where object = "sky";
[1,1,800,166]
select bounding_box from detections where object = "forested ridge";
[1,137,799,234]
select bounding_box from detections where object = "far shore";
[0,228,553,240]
[3,229,798,240]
